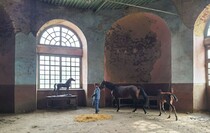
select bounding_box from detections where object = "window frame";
[37,24,83,90]
[205,44,210,86]
[38,25,82,48]
[204,20,210,38]
[204,19,210,87]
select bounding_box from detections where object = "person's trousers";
[94,99,100,113]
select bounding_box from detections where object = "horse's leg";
[170,104,178,121]
[168,99,178,121]
[57,85,61,95]
[132,98,138,112]
[168,103,172,119]
[159,101,162,116]
[67,86,70,95]
[170,99,178,121]
[116,98,120,112]
[141,98,147,114]
[54,84,57,95]
[54,84,56,91]
[173,105,178,121]
[139,90,147,114]
[56,88,59,95]
[142,105,147,114]
[161,102,166,113]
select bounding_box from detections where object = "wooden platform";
[46,94,78,109]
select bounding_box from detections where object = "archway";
[194,4,210,111]
[104,12,171,106]
[36,19,88,108]
[36,19,88,91]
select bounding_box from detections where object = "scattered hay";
[75,114,112,122]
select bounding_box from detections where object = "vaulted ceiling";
[39,0,157,12]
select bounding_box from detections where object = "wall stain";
[105,24,161,83]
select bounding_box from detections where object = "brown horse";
[99,80,149,114]
[158,89,178,121]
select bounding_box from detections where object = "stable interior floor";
[0,107,210,133]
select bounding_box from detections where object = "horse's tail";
[171,94,178,102]
[54,83,57,91]
[139,86,149,108]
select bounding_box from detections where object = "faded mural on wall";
[104,13,171,84]
[105,24,161,82]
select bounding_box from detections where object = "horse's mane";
[103,81,117,90]
[104,81,115,86]
[65,78,74,85]
[65,79,71,84]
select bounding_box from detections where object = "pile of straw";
[74,114,112,122]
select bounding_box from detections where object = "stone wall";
[0,0,209,113]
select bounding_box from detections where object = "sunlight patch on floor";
[132,120,180,133]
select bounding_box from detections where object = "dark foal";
[54,78,75,95]
[158,89,178,121]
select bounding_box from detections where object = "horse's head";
[66,78,75,85]
[99,80,106,89]
[70,78,75,81]
[99,80,115,91]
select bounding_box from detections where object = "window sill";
[37,88,84,91]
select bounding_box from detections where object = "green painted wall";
[15,32,36,85]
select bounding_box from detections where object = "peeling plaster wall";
[15,33,36,85]
[15,32,36,113]
[0,4,15,113]
[0,0,37,113]
[170,22,194,112]
[171,24,193,83]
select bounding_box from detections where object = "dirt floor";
[0,107,210,133]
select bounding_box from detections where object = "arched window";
[204,20,210,86]
[205,20,210,37]
[37,24,83,90]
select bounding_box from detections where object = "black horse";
[100,80,149,114]
[54,78,75,95]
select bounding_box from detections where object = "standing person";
[92,83,101,114]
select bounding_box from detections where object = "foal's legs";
[173,105,178,121]
[159,101,162,116]
[168,104,172,119]
[161,103,166,113]
[168,103,178,121]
